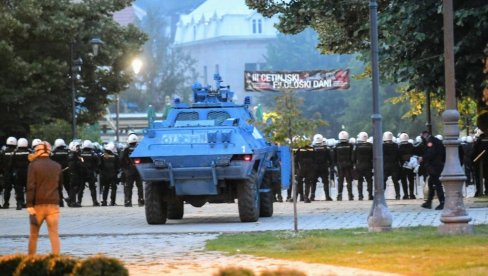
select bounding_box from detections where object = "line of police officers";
[0,134,143,209]
[286,129,483,210]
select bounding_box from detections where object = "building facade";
[174,0,278,100]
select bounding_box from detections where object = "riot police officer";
[420,131,446,209]
[311,134,332,201]
[354,132,373,200]
[296,144,314,203]
[463,136,474,186]
[11,138,31,210]
[100,142,119,206]
[51,138,70,206]
[1,137,17,208]
[334,131,354,201]
[398,133,416,199]
[121,134,144,207]
[67,141,82,207]
[383,131,401,199]
[79,140,101,206]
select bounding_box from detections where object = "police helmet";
[104,142,116,153]
[338,131,349,141]
[6,136,17,146]
[383,131,393,142]
[349,137,356,144]
[415,136,422,144]
[466,136,474,143]
[357,132,368,143]
[435,134,443,141]
[17,138,28,148]
[408,139,414,144]
[81,140,93,149]
[127,133,138,144]
[367,137,373,144]
[69,141,80,152]
[31,138,42,148]
[54,138,66,149]
[312,134,324,146]
[399,133,409,143]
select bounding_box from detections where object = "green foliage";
[47,255,78,276]
[215,267,255,276]
[29,120,101,143]
[247,0,488,103]
[0,254,26,276]
[120,2,197,115]
[14,254,52,276]
[0,0,147,138]
[258,90,326,148]
[72,254,128,276]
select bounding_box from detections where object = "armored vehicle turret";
[131,74,290,224]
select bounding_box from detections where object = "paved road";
[0,183,486,275]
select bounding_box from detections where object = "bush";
[71,254,128,276]
[214,266,255,276]
[14,254,52,276]
[0,254,26,276]
[48,255,78,275]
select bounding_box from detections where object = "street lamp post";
[70,37,104,140]
[438,0,473,234]
[367,0,392,232]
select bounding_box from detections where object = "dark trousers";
[312,169,330,199]
[337,166,353,197]
[384,168,401,197]
[356,168,373,198]
[68,174,82,206]
[79,174,98,204]
[400,167,415,197]
[101,175,117,203]
[287,173,304,200]
[426,173,445,204]
[124,172,143,204]
[2,174,14,206]
[14,170,27,206]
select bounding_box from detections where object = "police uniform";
[11,147,31,209]
[100,149,119,206]
[0,145,16,208]
[67,149,83,207]
[472,133,488,197]
[334,141,354,200]
[121,143,144,207]
[79,148,101,206]
[399,142,416,199]
[421,134,446,209]
[287,149,305,202]
[383,141,401,199]
[51,145,70,206]
[297,146,315,203]
[354,141,373,200]
[312,143,332,201]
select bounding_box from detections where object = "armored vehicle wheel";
[259,174,274,217]
[145,182,168,224]
[237,171,260,222]
[167,198,184,219]
[259,191,274,217]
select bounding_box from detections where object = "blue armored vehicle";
[131,74,290,224]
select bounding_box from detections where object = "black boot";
[101,201,107,206]
[421,201,432,209]
[435,202,444,210]
[138,198,145,206]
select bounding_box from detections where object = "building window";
[252,19,256,34]
[258,19,262,33]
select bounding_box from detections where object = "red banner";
[244,69,350,92]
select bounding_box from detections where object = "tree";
[0,0,147,140]
[246,0,488,105]
[119,3,197,113]
[258,90,326,148]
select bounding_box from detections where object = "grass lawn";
[206,225,488,275]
